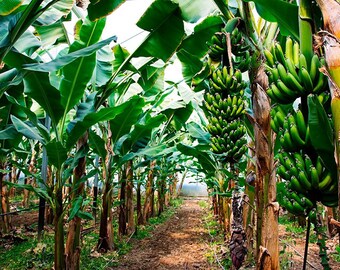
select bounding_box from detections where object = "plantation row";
[0,0,340,270]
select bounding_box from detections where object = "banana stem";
[299,0,314,65]
[302,217,311,270]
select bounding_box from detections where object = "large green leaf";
[186,122,210,145]
[11,115,45,143]
[96,46,114,86]
[14,30,41,56]
[134,0,185,62]
[0,0,23,15]
[119,113,166,154]
[243,0,299,39]
[177,143,216,173]
[3,50,64,125]
[35,21,68,47]
[178,15,223,59]
[109,97,145,145]
[173,0,216,23]
[0,125,18,140]
[88,130,106,159]
[36,0,74,25]
[23,36,116,72]
[59,17,106,116]
[307,95,337,178]
[68,196,83,221]
[45,139,68,169]
[66,96,144,150]
[88,0,125,21]
[177,50,203,87]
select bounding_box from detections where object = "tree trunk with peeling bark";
[126,160,134,235]
[142,160,156,224]
[118,167,127,237]
[176,168,187,198]
[65,133,88,270]
[0,161,11,233]
[251,64,279,270]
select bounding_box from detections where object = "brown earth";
[2,198,340,269]
[112,198,216,270]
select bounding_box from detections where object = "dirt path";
[113,198,214,270]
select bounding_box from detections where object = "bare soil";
[112,198,215,270]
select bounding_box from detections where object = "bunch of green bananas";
[230,27,251,58]
[207,32,227,61]
[209,66,246,96]
[203,64,248,161]
[204,93,246,121]
[277,151,338,207]
[264,37,328,104]
[280,186,315,216]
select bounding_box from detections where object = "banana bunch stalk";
[264,37,328,104]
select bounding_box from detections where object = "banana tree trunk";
[65,133,88,270]
[118,166,127,236]
[142,160,156,224]
[315,0,340,215]
[126,159,134,235]
[54,171,65,270]
[176,168,187,197]
[158,177,166,216]
[137,180,143,225]
[97,164,114,252]
[0,161,11,233]
[251,64,279,270]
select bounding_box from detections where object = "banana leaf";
[0,0,23,15]
[307,95,337,178]
[243,0,299,40]
[87,0,125,21]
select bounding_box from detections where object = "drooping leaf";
[11,115,45,143]
[59,17,106,116]
[178,15,223,58]
[3,50,64,125]
[68,196,83,221]
[307,95,337,178]
[112,44,136,72]
[76,211,94,220]
[119,113,166,154]
[45,139,68,169]
[0,0,23,16]
[36,0,74,25]
[88,130,106,159]
[177,50,203,86]
[14,30,41,56]
[243,0,299,39]
[177,143,216,173]
[4,182,51,203]
[173,0,216,23]
[35,21,68,47]
[67,92,96,132]
[66,96,144,150]
[186,122,210,145]
[96,45,114,86]
[0,125,18,140]
[88,0,125,21]
[134,0,185,62]
[23,36,116,72]
[109,97,145,145]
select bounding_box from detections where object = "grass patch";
[199,200,232,269]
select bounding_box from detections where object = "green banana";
[286,72,304,94]
[289,123,306,147]
[299,67,314,93]
[310,166,320,189]
[309,54,320,84]
[264,49,275,68]
[285,37,294,62]
[294,110,307,138]
[293,41,299,66]
[297,170,312,190]
[276,80,297,101]
[318,171,333,191]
